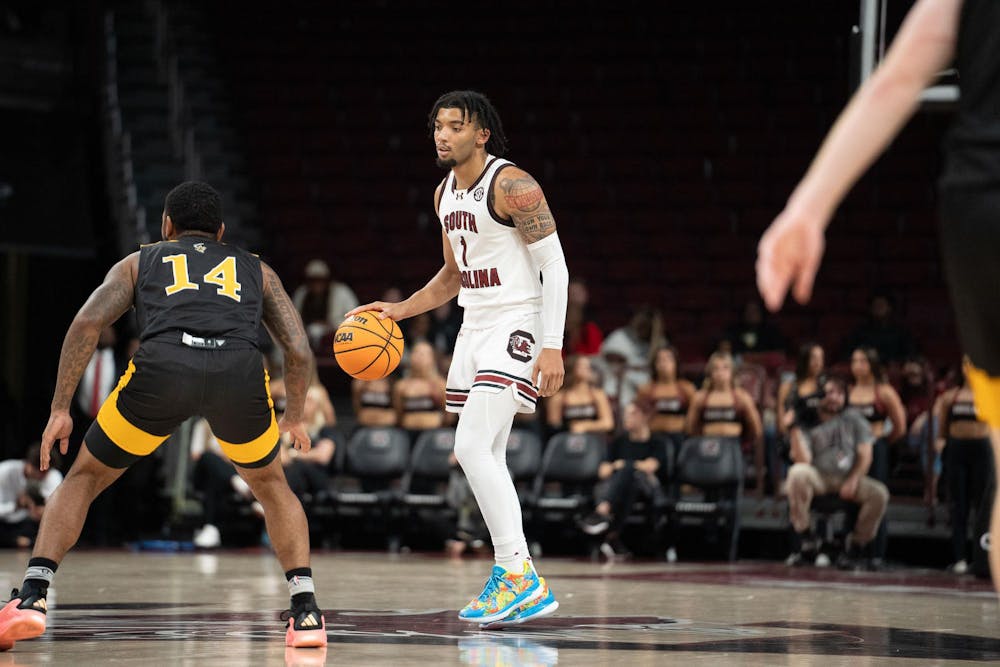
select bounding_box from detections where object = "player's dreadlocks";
[427,90,509,157]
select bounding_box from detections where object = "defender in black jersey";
[0,182,328,650]
[756,0,1000,592]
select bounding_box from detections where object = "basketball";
[333,311,405,380]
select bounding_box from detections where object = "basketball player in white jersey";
[347,90,568,626]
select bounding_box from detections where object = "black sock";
[285,568,316,610]
[21,557,58,597]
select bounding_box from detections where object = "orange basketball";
[333,311,405,380]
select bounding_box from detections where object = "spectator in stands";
[720,299,788,357]
[291,258,359,348]
[0,443,62,548]
[841,291,916,365]
[687,351,765,496]
[777,342,827,439]
[637,345,697,460]
[352,376,398,430]
[934,367,995,574]
[899,355,941,518]
[847,346,906,564]
[785,376,889,570]
[597,303,668,416]
[546,355,615,438]
[579,399,670,560]
[393,340,451,444]
[189,418,263,549]
[563,278,603,358]
[429,298,463,359]
[69,325,125,470]
[280,372,339,502]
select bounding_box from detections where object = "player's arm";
[493,166,569,397]
[40,253,138,469]
[346,183,462,321]
[756,0,963,311]
[261,261,315,450]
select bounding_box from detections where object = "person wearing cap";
[291,258,360,349]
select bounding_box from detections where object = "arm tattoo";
[498,174,557,244]
[51,257,136,411]
[262,264,314,421]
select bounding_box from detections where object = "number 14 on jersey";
[162,254,242,302]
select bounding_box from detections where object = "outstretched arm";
[41,253,138,469]
[494,166,569,397]
[262,262,315,451]
[756,0,962,311]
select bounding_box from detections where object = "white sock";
[454,388,531,574]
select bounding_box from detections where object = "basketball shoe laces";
[476,570,508,605]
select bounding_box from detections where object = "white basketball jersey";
[438,156,542,325]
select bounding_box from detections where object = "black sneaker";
[599,537,631,561]
[0,588,47,649]
[836,537,868,571]
[579,512,611,535]
[785,531,819,567]
[282,602,327,648]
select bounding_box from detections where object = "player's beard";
[436,157,457,169]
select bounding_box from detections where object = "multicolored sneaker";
[458,562,542,624]
[0,588,47,651]
[480,577,559,629]
[282,603,327,648]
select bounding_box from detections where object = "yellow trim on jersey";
[95,360,170,456]
[217,413,279,465]
[965,358,1000,429]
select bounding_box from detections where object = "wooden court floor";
[0,549,995,665]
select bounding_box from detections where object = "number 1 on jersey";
[162,254,242,302]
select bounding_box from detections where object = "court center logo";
[507,330,535,362]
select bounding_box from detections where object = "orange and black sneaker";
[0,588,47,651]
[282,602,327,648]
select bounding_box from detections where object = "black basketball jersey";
[135,236,263,347]
[939,0,1000,190]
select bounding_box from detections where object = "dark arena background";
[0,1,997,664]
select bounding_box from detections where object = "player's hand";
[755,206,827,312]
[344,301,408,321]
[278,416,312,453]
[532,348,565,398]
[40,410,72,471]
[839,476,859,501]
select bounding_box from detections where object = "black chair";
[528,432,605,546]
[810,492,853,556]
[672,436,744,561]
[506,428,544,506]
[331,426,410,550]
[400,427,457,512]
[398,427,459,548]
[623,435,676,555]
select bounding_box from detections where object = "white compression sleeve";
[526,231,569,349]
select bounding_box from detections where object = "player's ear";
[216,222,225,241]
[477,127,490,148]
[162,213,173,240]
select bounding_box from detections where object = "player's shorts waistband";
[144,331,258,350]
[459,306,541,330]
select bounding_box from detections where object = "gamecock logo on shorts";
[507,330,535,362]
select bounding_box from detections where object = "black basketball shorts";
[940,186,1000,427]
[85,339,279,468]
